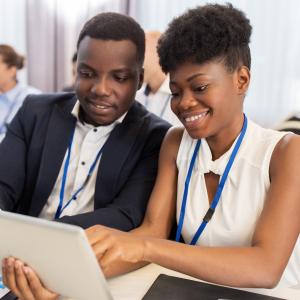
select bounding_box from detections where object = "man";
[0,44,41,142]
[136,31,181,126]
[0,12,170,231]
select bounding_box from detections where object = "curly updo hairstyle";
[157,3,252,73]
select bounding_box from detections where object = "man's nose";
[91,77,111,97]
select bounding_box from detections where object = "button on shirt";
[0,82,41,141]
[39,101,126,220]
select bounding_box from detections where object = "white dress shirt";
[136,77,181,126]
[39,101,126,220]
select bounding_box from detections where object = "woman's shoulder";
[243,119,289,160]
[160,126,185,160]
[271,133,300,168]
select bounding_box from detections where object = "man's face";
[0,56,16,91]
[75,37,143,126]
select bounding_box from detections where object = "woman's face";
[169,60,250,141]
[0,55,16,90]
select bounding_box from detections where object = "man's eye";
[114,75,129,82]
[79,70,93,78]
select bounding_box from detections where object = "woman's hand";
[86,225,147,273]
[2,257,58,300]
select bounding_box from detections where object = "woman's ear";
[236,66,250,95]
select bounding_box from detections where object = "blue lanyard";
[54,128,104,219]
[175,115,248,245]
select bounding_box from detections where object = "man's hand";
[86,225,147,274]
[2,257,58,300]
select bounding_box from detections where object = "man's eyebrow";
[112,68,134,73]
[77,62,94,70]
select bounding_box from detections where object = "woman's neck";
[206,114,245,161]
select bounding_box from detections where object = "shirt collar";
[71,100,127,127]
[197,131,247,188]
[2,82,23,103]
[159,75,171,94]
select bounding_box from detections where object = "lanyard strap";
[54,128,104,219]
[176,115,248,245]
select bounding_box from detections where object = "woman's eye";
[171,92,180,98]
[195,85,207,92]
[115,76,128,82]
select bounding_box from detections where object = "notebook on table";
[142,274,286,300]
[0,211,113,300]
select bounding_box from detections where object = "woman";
[87,3,300,288]
[0,44,40,141]
[3,3,300,299]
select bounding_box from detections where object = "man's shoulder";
[21,92,77,117]
[26,93,76,105]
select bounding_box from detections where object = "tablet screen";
[0,274,9,298]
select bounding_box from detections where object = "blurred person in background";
[136,31,180,126]
[275,113,300,135]
[0,44,41,142]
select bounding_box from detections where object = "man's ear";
[236,66,250,95]
[137,68,144,90]
[8,66,17,78]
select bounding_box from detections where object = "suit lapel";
[29,98,76,216]
[94,102,144,206]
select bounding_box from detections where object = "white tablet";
[0,211,113,300]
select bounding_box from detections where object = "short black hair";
[77,12,145,67]
[157,3,252,73]
[72,52,77,63]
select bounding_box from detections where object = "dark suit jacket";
[0,93,170,230]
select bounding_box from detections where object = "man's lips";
[87,101,114,110]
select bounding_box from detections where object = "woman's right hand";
[2,257,59,300]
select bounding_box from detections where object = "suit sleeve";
[58,124,170,230]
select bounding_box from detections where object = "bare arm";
[88,133,300,288]
[140,134,300,288]
[86,127,182,277]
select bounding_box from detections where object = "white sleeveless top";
[176,119,300,287]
